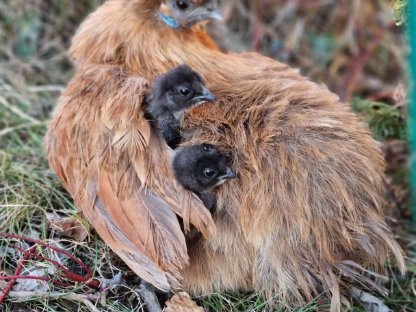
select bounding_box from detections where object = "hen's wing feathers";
[95,172,186,290]
[91,195,172,290]
[45,65,215,290]
[99,68,215,238]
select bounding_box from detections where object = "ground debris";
[12,267,55,292]
[351,287,392,312]
[164,292,204,312]
[46,213,89,242]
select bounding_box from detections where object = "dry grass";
[0,0,414,311]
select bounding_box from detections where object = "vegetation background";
[0,0,414,311]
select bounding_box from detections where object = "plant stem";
[0,245,37,304]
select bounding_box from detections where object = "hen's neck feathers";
[70,0,220,78]
[69,0,314,115]
[129,0,162,13]
[69,0,311,122]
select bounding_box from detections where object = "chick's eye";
[203,146,214,152]
[176,0,189,10]
[203,168,217,178]
[179,87,191,97]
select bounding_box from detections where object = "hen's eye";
[176,0,189,10]
[203,168,217,178]
[179,87,191,97]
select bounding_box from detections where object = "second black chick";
[173,144,236,211]
[146,65,216,149]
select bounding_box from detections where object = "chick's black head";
[173,144,236,193]
[150,65,216,115]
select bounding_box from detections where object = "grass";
[0,0,415,311]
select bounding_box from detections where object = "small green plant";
[351,97,407,141]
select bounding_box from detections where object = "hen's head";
[163,0,222,28]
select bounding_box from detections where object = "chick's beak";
[194,86,216,103]
[220,167,237,180]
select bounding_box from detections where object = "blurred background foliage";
[0,0,414,311]
[393,0,408,25]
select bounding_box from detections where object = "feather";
[44,64,215,291]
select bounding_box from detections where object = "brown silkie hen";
[44,0,406,310]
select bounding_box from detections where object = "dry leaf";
[46,213,89,241]
[0,280,8,299]
[12,268,53,293]
[164,292,204,312]
[0,279,9,291]
[98,272,124,289]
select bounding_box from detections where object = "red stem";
[0,272,100,290]
[13,245,69,272]
[12,245,100,289]
[0,245,37,304]
[0,275,72,287]
[0,232,93,277]
[338,23,394,102]
[252,16,262,52]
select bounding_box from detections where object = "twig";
[338,23,394,102]
[0,245,37,304]
[0,122,47,138]
[252,7,262,52]
[27,85,65,93]
[7,291,102,312]
[0,96,41,124]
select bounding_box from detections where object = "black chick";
[146,65,216,149]
[173,144,236,211]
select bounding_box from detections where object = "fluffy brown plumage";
[45,64,216,292]
[44,0,406,309]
